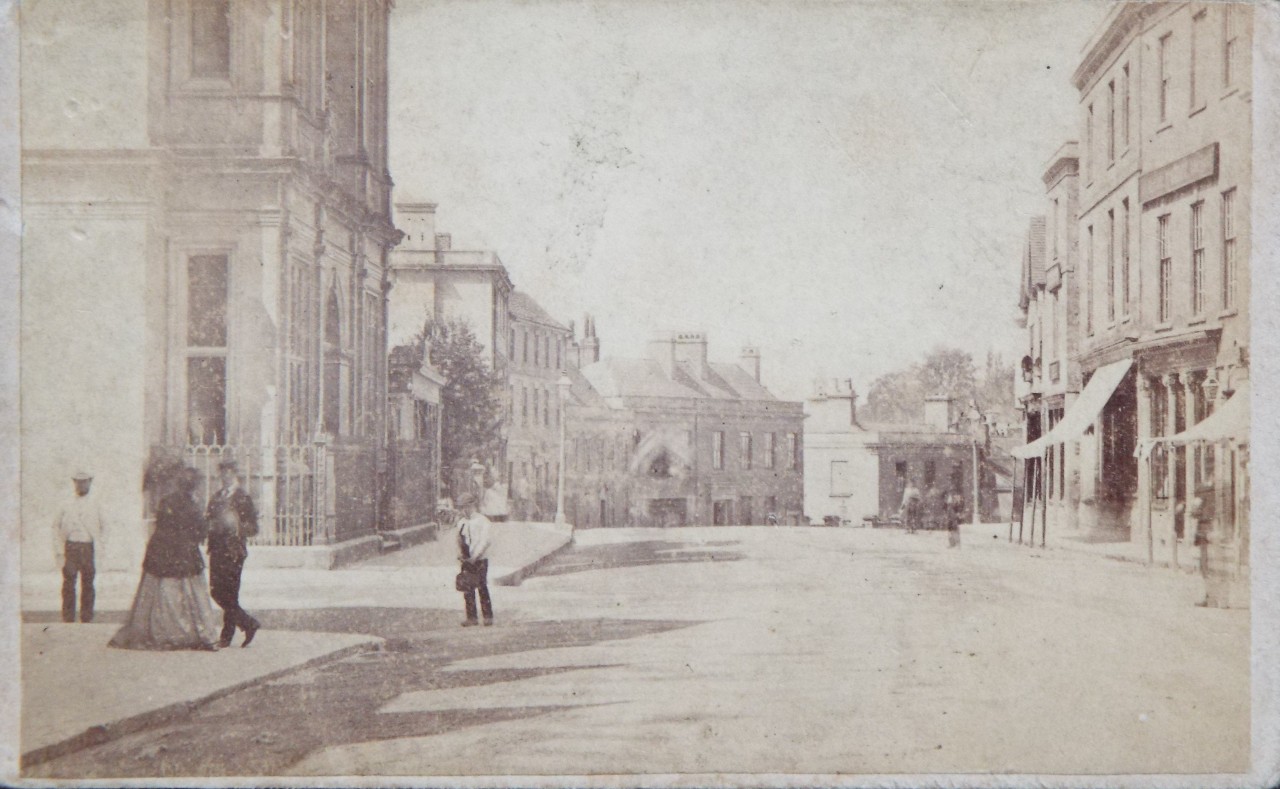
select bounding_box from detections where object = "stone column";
[1136,375,1154,561]
[1163,373,1180,568]
[1182,372,1203,571]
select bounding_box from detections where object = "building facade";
[564,333,804,528]
[1078,2,1251,565]
[1014,3,1251,590]
[506,291,574,520]
[385,343,445,531]
[806,384,987,527]
[22,0,398,571]
[388,201,513,494]
[1015,143,1086,542]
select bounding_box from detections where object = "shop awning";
[1145,381,1250,450]
[1010,358,1133,459]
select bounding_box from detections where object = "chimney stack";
[740,346,761,383]
[434,233,452,252]
[923,395,954,432]
[648,331,678,379]
[672,332,710,379]
[394,201,438,251]
[582,314,600,364]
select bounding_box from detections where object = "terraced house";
[1013,2,1251,596]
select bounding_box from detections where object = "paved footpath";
[24,524,1248,780]
[20,523,571,769]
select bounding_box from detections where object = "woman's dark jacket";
[142,492,208,578]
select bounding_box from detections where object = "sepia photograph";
[5,0,1277,785]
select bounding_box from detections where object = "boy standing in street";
[455,492,494,627]
[54,471,105,623]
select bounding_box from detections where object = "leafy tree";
[862,345,1008,424]
[975,351,1016,417]
[918,346,978,401]
[398,317,505,493]
[862,368,925,424]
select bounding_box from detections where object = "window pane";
[187,356,226,444]
[187,254,228,347]
[191,0,231,78]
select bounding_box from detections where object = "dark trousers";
[461,559,493,622]
[210,556,258,643]
[61,541,95,623]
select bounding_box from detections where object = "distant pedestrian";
[924,484,945,532]
[54,471,105,623]
[481,469,510,523]
[945,488,965,548]
[206,459,261,647]
[455,492,494,627]
[1190,477,1217,607]
[900,481,922,534]
[111,467,220,650]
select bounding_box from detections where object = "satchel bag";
[455,568,479,592]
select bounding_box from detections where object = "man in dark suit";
[206,459,261,647]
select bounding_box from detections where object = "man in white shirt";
[455,492,494,626]
[54,472,105,623]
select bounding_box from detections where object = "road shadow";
[25,615,701,779]
[529,539,745,578]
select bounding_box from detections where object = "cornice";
[1072,3,1147,94]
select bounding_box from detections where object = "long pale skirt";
[109,572,221,650]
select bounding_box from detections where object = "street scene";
[21,526,1249,778]
[13,0,1260,784]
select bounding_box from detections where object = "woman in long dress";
[110,467,221,650]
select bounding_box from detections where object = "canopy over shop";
[1010,359,1133,544]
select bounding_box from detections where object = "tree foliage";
[400,317,505,488]
[861,346,1014,424]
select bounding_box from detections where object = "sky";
[388,0,1112,402]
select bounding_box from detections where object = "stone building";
[387,201,513,494]
[385,342,446,532]
[22,0,398,570]
[1012,143,1086,543]
[805,383,987,527]
[1013,2,1251,588]
[563,333,804,528]
[505,291,574,520]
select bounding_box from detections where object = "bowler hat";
[72,471,93,481]
[456,492,478,508]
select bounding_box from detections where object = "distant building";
[563,333,804,527]
[506,291,574,520]
[388,202,512,370]
[388,201,513,493]
[386,342,446,531]
[1014,143,1085,541]
[21,0,398,570]
[805,384,987,526]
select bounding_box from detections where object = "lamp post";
[556,372,572,527]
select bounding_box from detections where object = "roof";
[577,357,781,404]
[509,291,568,332]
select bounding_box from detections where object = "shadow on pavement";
[529,539,745,578]
[26,616,701,779]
